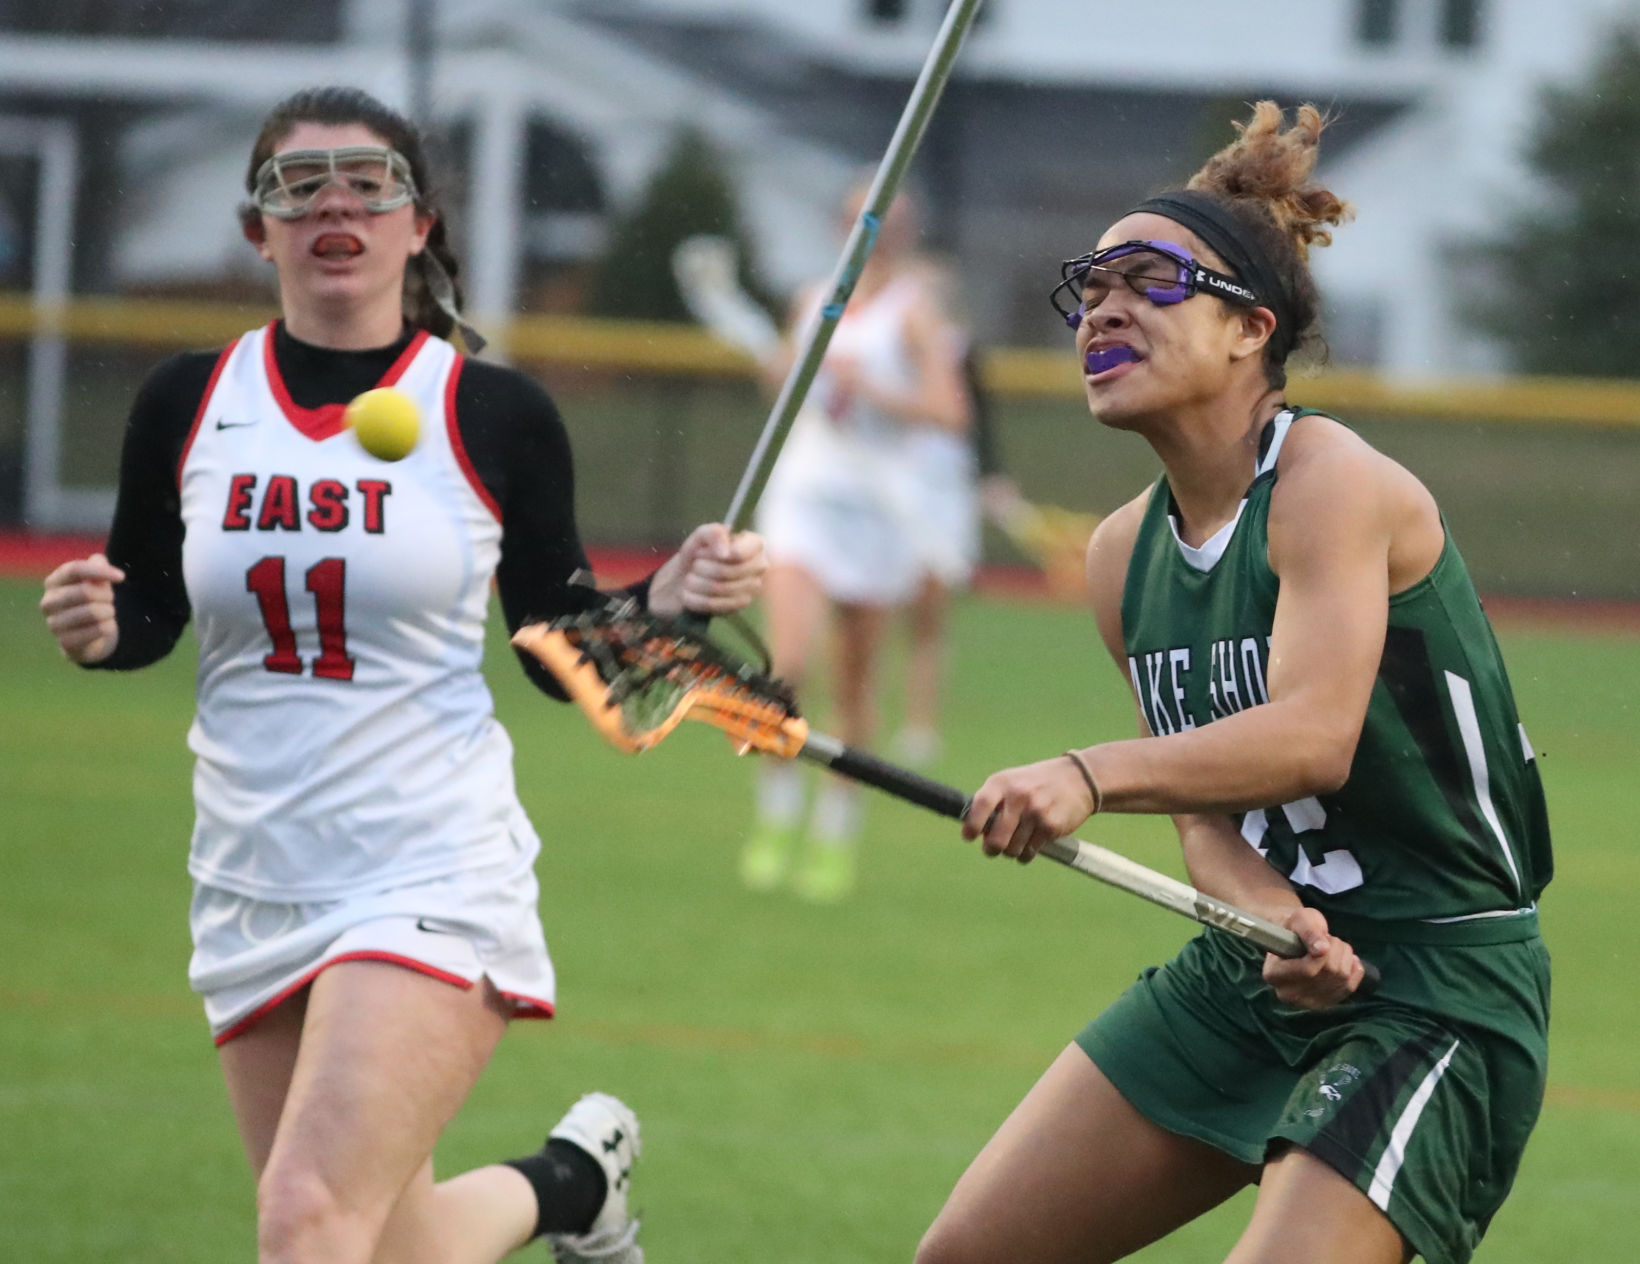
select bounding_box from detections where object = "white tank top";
[810,273,923,446]
[177,324,536,901]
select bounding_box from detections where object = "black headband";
[1131,191,1298,361]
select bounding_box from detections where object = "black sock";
[502,1138,609,1238]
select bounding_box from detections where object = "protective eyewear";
[1050,240,1261,329]
[252,146,419,219]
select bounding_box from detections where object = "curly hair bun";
[1187,102,1353,260]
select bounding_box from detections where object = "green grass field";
[2,576,1636,1262]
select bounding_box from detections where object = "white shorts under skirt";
[757,414,923,607]
[759,480,924,606]
[902,430,979,589]
[189,853,556,1045]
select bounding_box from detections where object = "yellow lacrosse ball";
[346,387,420,462]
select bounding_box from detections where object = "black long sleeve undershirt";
[94,323,648,698]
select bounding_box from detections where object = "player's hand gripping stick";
[512,604,1380,998]
[802,734,1379,995]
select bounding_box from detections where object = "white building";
[586,0,1640,375]
[0,0,1635,380]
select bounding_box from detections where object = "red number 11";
[246,556,356,680]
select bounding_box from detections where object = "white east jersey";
[178,324,539,901]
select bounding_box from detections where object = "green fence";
[542,372,1640,602]
[2,298,1637,601]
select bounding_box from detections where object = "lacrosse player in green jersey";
[920,103,1551,1264]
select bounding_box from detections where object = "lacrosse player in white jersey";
[40,87,764,1264]
[743,183,972,902]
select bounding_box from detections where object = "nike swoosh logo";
[416,918,456,935]
[216,418,256,430]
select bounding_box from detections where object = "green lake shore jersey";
[1121,408,1552,948]
[1104,409,1554,1263]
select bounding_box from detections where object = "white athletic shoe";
[544,1092,644,1264]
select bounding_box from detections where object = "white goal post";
[1,114,84,530]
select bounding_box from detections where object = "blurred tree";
[1462,24,1640,376]
[585,126,773,323]
[1187,93,1250,175]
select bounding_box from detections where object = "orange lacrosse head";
[512,611,810,760]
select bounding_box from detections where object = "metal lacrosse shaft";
[795,729,1381,991]
[723,0,987,532]
[1031,837,1308,959]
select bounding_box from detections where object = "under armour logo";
[603,1129,624,1154]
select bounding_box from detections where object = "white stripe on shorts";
[1367,1038,1461,1212]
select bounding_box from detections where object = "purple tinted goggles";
[1050,240,1261,329]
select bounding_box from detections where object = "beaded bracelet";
[1063,749,1103,815]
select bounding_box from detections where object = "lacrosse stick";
[979,482,1102,600]
[512,604,1380,991]
[673,235,782,364]
[724,0,987,531]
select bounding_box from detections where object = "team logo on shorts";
[1304,1062,1363,1118]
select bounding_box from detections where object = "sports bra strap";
[1254,407,1298,479]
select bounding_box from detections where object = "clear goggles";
[252,145,420,219]
[1049,240,1261,329]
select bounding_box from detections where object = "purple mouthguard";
[1084,344,1139,376]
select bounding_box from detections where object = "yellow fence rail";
[4,293,1640,429]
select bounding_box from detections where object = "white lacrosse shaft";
[723,0,987,531]
[1037,835,1380,992]
[672,235,783,362]
[793,728,1386,992]
[1036,837,1305,957]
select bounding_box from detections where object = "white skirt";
[901,428,980,588]
[189,851,555,1044]
[757,410,924,607]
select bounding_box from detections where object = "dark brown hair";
[240,86,464,339]
[1185,102,1353,387]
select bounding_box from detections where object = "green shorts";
[1076,927,1550,1264]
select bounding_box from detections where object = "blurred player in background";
[894,336,1102,758]
[888,273,982,771]
[920,103,1551,1264]
[39,86,764,1264]
[674,223,985,776]
[741,183,972,902]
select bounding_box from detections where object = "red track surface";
[6,531,1636,632]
